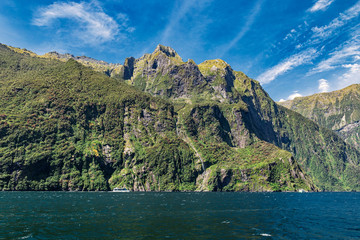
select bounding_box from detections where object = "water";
[0,192,359,239]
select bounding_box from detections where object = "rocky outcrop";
[195,152,317,192]
[123,57,135,80]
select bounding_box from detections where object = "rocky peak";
[187,59,196,65]
[199,59,230,71]
[43,51,74,60]
[198,59,236,97]
[154,44,179,58]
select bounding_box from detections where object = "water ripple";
[0,192,359,239]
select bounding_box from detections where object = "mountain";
[120,45,360,191]
[279,84,360,150]
[0,43,359,191]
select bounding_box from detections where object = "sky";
[0,0,360,101]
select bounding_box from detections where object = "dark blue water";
[0,192,359,239]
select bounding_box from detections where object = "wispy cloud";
[32,1,131,45]
[283,29,297,41]
[311,45,360,73]
[276,21,311,54]
[137,0,211,57]
[309,33,360,74]
[280,1,360,54]
[219,0,264,57]
[308,0,335,12]
[160,0,210,44]
[311,1,360,39]
[261,1,360,85]
[337,63,360,89]
[318,79,330,92]
[257,48,319,84]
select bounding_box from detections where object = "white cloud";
[318,79,330,92]
[283,31,294,41]
[32,1,130,44]
[257,48,319,84]
[343,63,360,69]
[278,92,303,102]
[308,0,335,12]
[272,0,360,79]
[337,63,360,88]
[288,92,303,100]
[310,37,360,74]
[278,22,310,50]
[311,1,360,39]
[259,1,360,91]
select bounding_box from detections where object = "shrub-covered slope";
[0,44,316,192]
[279,84,360,150]
[235,79,360,191]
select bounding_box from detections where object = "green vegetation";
[0,43,359,191]
[279,85,360,149]
[0,44,192,191]
[42,51,124,79]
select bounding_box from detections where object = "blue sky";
[0,0,360,101]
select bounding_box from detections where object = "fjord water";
[1,192,359,239]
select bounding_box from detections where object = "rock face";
[123,57,135,80]
[126,45,209,99]
[0,43,359,191]
[125,47,241,103]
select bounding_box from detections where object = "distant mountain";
[0,43,359,191]
[279,84,360,150]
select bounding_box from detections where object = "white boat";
[112,187,130,192]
